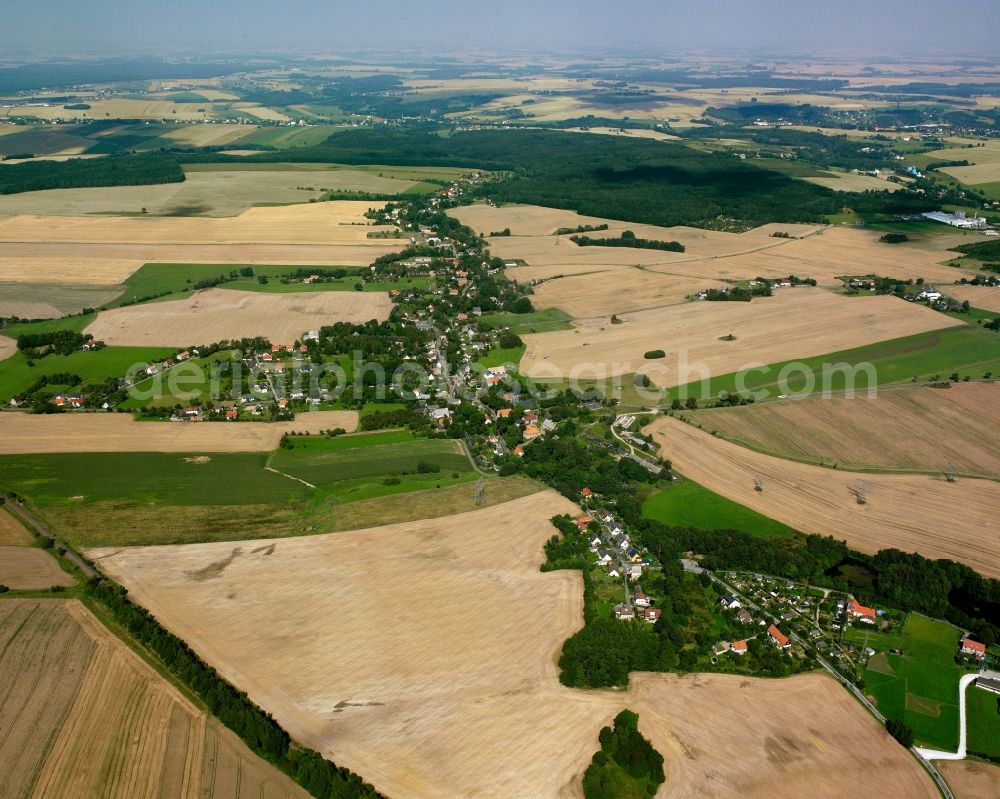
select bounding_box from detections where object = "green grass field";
[860,614,973,751]
[667,326,1000,403]
[966,684,1000,758]
[2,313,96,338]
[640,477,796,538]
[105,263,379,307]
[478,308,573,333]
[268,435,473,499]
[0,346,176,401]
[478,345,526,369]
[0,452,307,508]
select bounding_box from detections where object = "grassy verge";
[478,308,573,333]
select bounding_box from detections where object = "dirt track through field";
[646,415,1000,578]
[0,410,359,454]
[90,492,938,799]
[85,287,392,346]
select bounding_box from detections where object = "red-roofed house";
[731,640,748,655]
[961,639,987,659]
[225,408,239,420]
[768,624,790,649]
[523,424,541,440]
[847,598,877,624]
[575,515,593,531]
[497,408,512,418]
[644,607,662,624]
[581,487,593,499]
[634,592,651,608]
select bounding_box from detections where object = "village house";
[595,550,612,566]
[713,641,732,656]
[614,604,634,621]
[846,598,877,624]
[737,609,753,625]
[644,607,661,624]
[976,670,1000,695]
[608,565,621,579]
[961,639,987,660]
[633,591,651,608]
[768,624,790,649]
[731,640,748,655]
[720,595,742,610]
[225,408,239,420]
[575,515,593,531]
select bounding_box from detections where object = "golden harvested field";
[937,761,1000,799]
[85,287,392,346]
[928,140,1000,185]
[1,98,219,122]
[89,490,939,798]
[944,284,1000,313]
[519,291,960,381]
[0,168,422,217]
[646,415,1000,578]
[0,599,309,799]
[0,507,32,545]
[691,382,1000,477]
[0,546,74,589]
[0,335,14,362]
[631,671,937,799]
[452,205,966,318]
[89,491,625,799]
[157,123,255,147]
[0,201,404,284]
[804,173,902,192]
[0,410,358,454]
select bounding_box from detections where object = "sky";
[6,0,1000,58]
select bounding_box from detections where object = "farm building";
[961,639,987,659]
[975,670,1000,695]
[846,598,877,624]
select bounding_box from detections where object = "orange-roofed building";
[581,487,593,498]
[575,515,593,531]
[847,598,877,624]
[523,424,541,439]
[732,640,748,655]
[768,624,790,648]
[961,639,987,659]
[497,408,512,418]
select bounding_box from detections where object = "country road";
[2,496,96,579]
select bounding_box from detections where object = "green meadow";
[641,477,796,538]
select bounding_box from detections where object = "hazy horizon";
[8,0,1000,60]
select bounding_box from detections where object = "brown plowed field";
[945,284,1000,314]
[84,287,392,347]
[646,415,1000,578]
[0,410,358,454]
[0,599,309,799]
[0,507,32,545]
[89,491,938,799]
[692,382,1000,477]
[937,760,1000,799]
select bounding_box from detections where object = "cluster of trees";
[569,230,685,252]
[701,284,770,302]
[955,239,1000,261]
[582,710,665,799]
[556,223,610,235]
[359,407,427,432]
[885,718,915,748]
[879,233,909,244]
[0,153,184,195]
[85,578,382,799]
[16,329,91,354]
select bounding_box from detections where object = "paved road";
[2,496,96,579]
[916,673,978,761]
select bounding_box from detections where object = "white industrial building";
[922,210,989,229]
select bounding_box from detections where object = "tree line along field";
[645,415,1000,579]
[0,598,310,799]
[87,492,940,799]
[686,382,1000,478]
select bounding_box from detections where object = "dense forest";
[177,128,933,229]
[0,153,184,194]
